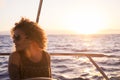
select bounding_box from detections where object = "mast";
[36,0,43,23]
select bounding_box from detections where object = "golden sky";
[0,0,120,34]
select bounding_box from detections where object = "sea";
[0,34,120,80]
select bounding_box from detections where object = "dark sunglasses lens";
[13,35,20,41]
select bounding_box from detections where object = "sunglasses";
[13,34,28,41]
[13,34,21,41]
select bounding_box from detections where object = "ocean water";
[0,34,120,80]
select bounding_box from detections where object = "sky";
[0,0,120,34]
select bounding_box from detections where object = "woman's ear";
[30,41,38,47]
[29,41,40,50]
[33,41,39,47]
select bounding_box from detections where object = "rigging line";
[87,56,110,80]
[36,0,43,23]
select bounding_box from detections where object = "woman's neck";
[25,43,43,62]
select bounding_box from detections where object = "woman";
[8,18,51,80]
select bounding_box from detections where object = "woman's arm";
[8,52,21,80]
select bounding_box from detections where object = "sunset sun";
[62,12,107,34]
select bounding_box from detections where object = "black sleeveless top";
[19,51,51,79]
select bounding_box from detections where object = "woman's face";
[12,29,30,51]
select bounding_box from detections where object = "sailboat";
[1,0,118,80]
